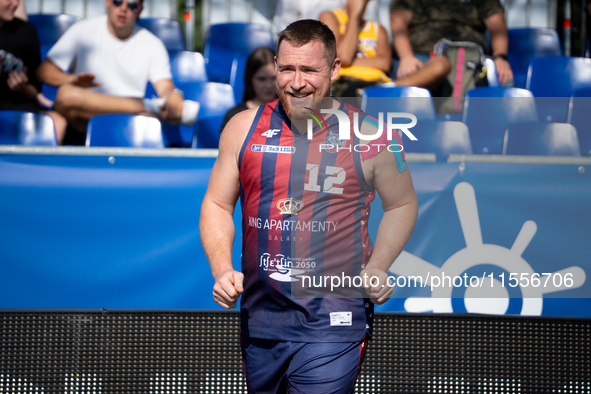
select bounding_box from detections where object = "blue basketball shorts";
[241,335,369,394]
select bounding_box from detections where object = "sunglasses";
[112,0,140,13]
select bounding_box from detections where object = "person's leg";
[44,110,67,145]
[391,52,432,79]
[53,84,146,132]
[286,336,369,394]
[394,55,451,90]
[242,337,300,394]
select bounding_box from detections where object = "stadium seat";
[567,87,591,156]
[508,28,562,89]
[28,13,80,48]
[229,53,248,104]
[0,111,57,146]
[204,23,275,83]
[29,14,80,103]
[526,56,591,122]
[360,84,436,120]
[169,50,208,84]
[136,18,185,51]
[503,121,581,156]
[86,114,164,148]
[462,87,538,154]
[403,120,473,161]
[173,82,236,149]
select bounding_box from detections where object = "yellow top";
[333,8,391,82]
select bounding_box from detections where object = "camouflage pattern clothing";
[390,0,504,54]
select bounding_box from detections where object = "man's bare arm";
[200,108,257,308]
[359,123,418,304]
[319,9,361,67]
[37,58,100,88]
[390,9,423,78]
[485,12,513,86]
[152,78,183,124]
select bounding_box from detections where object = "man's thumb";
[234,272,244,294]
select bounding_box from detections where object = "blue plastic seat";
[229,53,248,103]
[462,87,538,154]
[169,50,208,84]
[29,13,80,103]
[526,56,591,122]
[204,23,275,83]
[0,111,57,146]
[508,28,562,89]
[28,13,80,48]
[136,18,185,51]
[171,82,236,149]
[86,114,163,148]
[567,87,591,156]
[403,119,472,160]
[502,121,581,156]
[360,84,436,120]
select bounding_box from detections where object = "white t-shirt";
[47,15,172,98]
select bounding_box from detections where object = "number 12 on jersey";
[304,164,345,195]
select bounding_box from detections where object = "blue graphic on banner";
[0,155,589,317]
[369,162,591,317]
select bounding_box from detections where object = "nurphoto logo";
[303,107,418,142]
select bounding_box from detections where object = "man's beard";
[279,89,332,122]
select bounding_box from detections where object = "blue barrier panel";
[0,152,238,310]
[1,151,590,317]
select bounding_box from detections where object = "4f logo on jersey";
[262,129,281,138]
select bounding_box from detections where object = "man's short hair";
[277,19,337,65]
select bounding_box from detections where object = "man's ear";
[331,57,341,82]
[136,4,144,20]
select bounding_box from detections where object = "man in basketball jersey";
[200,19,418,393]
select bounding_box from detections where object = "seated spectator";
[273,0,379,36]
[390,0,513,86]
[37,0,198,145]
[0,0,67,142]
[220,47,277,132]
[320,0,450,96]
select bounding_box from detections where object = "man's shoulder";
[56,15,103,39]
[73,15,104,30]
[223,106,261,133]
[132,24,166,45]
[219,106,262,161]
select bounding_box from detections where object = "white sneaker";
[143,97,199,127]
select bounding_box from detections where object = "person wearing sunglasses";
[37,0,198,145]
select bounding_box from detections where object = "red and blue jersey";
[238,98,387,342]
